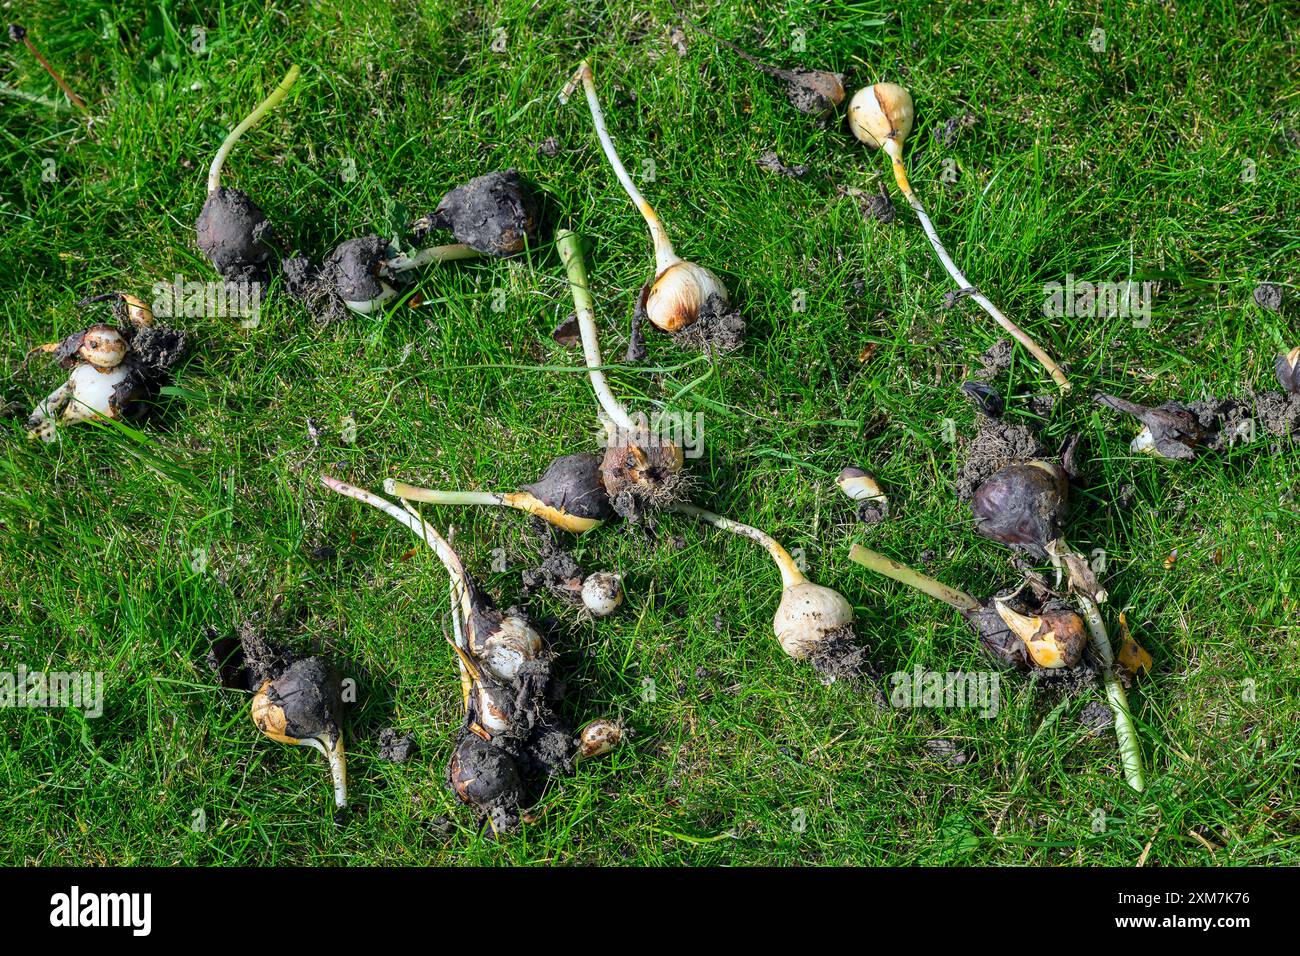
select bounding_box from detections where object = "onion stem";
[385,484,504,507]
[556,228,637,431]
[670,502,805,588]
[573,61,679,273]
[207,66,301,194]
[320,475,473,625]
[1078,595,1145,792]
[883,142,1070,393]
[385,242,480,274]
[302,734,348,810]
[847,544,980,612]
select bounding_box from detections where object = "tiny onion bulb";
[569,62,730,335]
[849,82,1071,393]
[580,571,624,617]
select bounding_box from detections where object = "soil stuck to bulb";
[284,235,393,323]
[411,169,541,257]
[600,430,689,521]
[196,187,274,285]
[635,278,745,355]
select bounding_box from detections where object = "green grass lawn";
[1,0,1297,866]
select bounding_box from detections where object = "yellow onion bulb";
[847,83,914,154]
[644,260,729,333]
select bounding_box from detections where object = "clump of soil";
[412,169,541,257]
[1253,282,1284,312]
[1078,699,1114,734]
[665,292,745,355]
[195,187,274,284]
[974,339,1014,380]
[377,728,416,764]
[521,529,587,605]
[955,414,1047,502]
[1253,390,1300,437]
[807,624,873,685]
[756,150,811,179]
[931,113,979,147]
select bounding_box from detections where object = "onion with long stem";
[557,228,688,517]
[196,66,300,284]
[567,62,740,349]
[848,544,1143,790]
[848,83,1070,392]
[670,502,863,680]
[387,452,614,534]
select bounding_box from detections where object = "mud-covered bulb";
[848,83,914,156]
[580,572,623,617]
[250,657,348,810]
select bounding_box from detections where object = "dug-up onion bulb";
[580,571,624,617]
[670,502,862,680]
[848,82,1070,393]
[567,63,735,341]
[250,656,349,810]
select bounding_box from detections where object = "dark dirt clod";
[783,69,846,119]
[195,187,273,283]
[669,292,745,355]
[1026,393,1056,419]
[808,624,871,685]
[1254,390,1300,437]
[855,503,888,525]
[1253,282,1284,311]
[377,728,416,764]
[971,461,1068,558]
[756,150,811,179]
[932,113,979,147]
[412,169,541,257]
[923,738,968,766]
[523,452,615,522]
[956,416,1047,502]
[521,534,586,605]
[975,339,1014,379]
[536,136,560,158]
[211,619,291,691]
[9,24,28,42]
[127,324,187,374]
[626,301,648,363]
[1078,700,1114,734]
